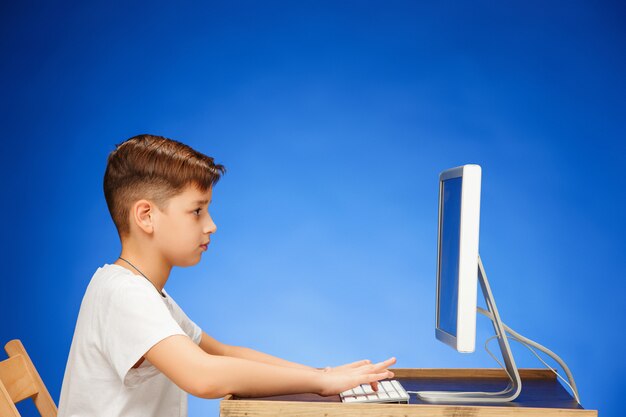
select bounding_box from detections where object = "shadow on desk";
[220,369,597,417]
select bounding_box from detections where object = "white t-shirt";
[58,263,203,417]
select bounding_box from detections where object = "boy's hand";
[322,359,373,373]
[318,357,396,397]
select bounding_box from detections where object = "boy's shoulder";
[84,264,157,304]
[89,263,136,288]
[77,264,178,333]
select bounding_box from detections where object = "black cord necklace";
[118,257,166,298]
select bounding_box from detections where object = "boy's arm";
[199,331,318,371]
[146,334,395,399]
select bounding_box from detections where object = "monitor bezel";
[435,164,482,353]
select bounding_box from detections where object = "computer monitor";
[415,164,580,404]
[435,164,481,353]
[416,164,523,403]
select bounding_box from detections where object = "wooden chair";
[0,339,57,417]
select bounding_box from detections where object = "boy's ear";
[132,200,154,234]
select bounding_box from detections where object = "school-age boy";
[57,134,396,417]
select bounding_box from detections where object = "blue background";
[1,1,624,416]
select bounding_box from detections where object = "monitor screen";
[435,164,481,353]
[437,177,462,337]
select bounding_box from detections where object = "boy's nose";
[204,218,217,234]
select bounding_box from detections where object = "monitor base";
[415,255,522,404]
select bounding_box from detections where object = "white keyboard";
[340,380,410,404]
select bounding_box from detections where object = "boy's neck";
[115,248,172,293]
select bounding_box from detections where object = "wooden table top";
[229,368,584,409]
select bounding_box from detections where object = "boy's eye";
[193,208,202,216]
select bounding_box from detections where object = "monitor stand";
[415,255,522,403]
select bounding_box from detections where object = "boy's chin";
[175,254,203,268]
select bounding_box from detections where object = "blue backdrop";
[1,1,624,416]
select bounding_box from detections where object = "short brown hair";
[103,134,226,237]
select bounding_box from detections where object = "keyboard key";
[381,381,395,392]
[391,380,409,399]
[340,380,409,404]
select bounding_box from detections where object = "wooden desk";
[220,368,597,416]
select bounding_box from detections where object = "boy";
[57,134,396,417]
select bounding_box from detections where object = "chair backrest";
[0,339,57,417]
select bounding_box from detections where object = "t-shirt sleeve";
[164,294,203,345]
[100,283,188,385]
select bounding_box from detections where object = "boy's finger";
[380,357,396,366]
[372,357,396,370]
[341,359,370,369]
[333,359,370,372]
[368,357,396,373]
[365,371,394,384]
